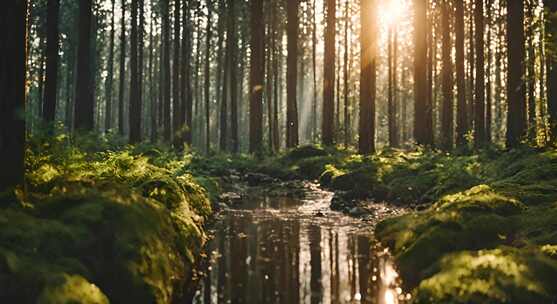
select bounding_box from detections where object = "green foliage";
[1,133,212,303]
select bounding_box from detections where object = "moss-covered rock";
[414,247,557,304]
[376,147,557,302]
[376,185,525,287]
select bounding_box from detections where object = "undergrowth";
[0,133,213,304]
[196,144,557,303]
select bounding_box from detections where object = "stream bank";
[191,145,557,303]
[0,137,213,303]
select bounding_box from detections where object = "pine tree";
[74,0,94,131]
[0,0,28,190]
[359,0,376,154]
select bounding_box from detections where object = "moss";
[282,145,329,161]
[414,247,557,304]
[376,148,557,302]
[377,185,524,287]
[330,169,377,192]
[38,274,109,304]
[1,136,212,303]
[319,164,346,186]
[296,156,336,180]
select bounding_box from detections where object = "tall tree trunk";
[388,27,396,147]
[486,0,493,144]
[495,0,504,143]
[266,13,274,151]
[545,0,557,142]
[455,0,467,146]
[0,0,28,190]
[37,36,46,123]
[312,0,318,142]
[322,0,336,146]
[468,0,475,134]
[149,11,156,142]
[414,0,432,146]
[220,1,230,151]
[272,20,281,151]
[474,0,485,148]
[358,0,376,154]
[43,0,60,125]
[183,0,193,146]
[343,0,350,147]
[506,0,526,148]
[526,2,536,141]
[229,0,239,153]
[65,48,74,130]
[440,0,454,151]
[204,0,212,153]
[249,0,265,154]
[138,0,145,138]
[129,0,140,143]
[286,0,299,148]
[118,0,126,135]
[74,0,94,131]
[162,0,171,142]
[172,0,181,148]
[105,0,115,131]
[194,13,201,147]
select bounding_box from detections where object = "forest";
[1,0,557,303]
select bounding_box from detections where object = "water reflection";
[193,192,408,304]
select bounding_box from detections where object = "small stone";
[349,207,367,216]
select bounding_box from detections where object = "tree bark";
[344,0,350,147]
[440,0,454,150]
[229,0,239,153]
[43,0,60,125]
[149,11,156,142]
[545,0,557,142]
[358,0,376,154]
[162,0,171,142]
[506,0,526,148]
[118,0,126,135]
[322,0,336,146]
[455,0,467,146]
[220,1,230,151]
[74,0,94,131]
[249,0,265,154]
[105,0,115,131]
[204,0,212,153]
[312,0,318,142]
[474,0,485,148]
[486,0,493,144]
[172,0,181,148]
[0,0,28,190]
[414,0,432,146]
[183,0,193,146]
[286,0,299,148]
[129,0,140,143]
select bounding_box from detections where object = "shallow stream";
[192,183,409,304]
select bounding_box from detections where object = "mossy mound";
[1,136,212,303]
[414,247,557,304]
[376,147,557,302]
[282,145,329,161]
[377,185,524,287]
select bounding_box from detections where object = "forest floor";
[0,134,215,303]
[192,144,557,303]
[2,136,557,303]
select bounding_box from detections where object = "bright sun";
[379,0,406,27]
